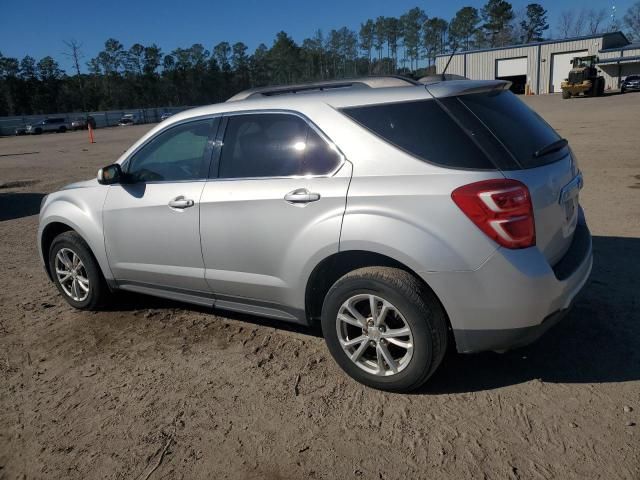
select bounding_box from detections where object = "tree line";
[1,0,639,116]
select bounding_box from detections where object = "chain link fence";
[0,106,193,136]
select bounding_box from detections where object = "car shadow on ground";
[104,291,324,338]
[423,234,640,394]
[94,234,639,393]
[0,192,46,221]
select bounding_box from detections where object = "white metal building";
[435,32,640,94]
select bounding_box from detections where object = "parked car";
[621,75,640,93]
[160,112,173,121]
[27,117,70,134]
[38,77,592,392]
[71,117,87,130]
[118,113,140,126]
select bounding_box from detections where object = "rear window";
[456,90,565,168]
[341,100,495,170]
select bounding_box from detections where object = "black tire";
[35,128,42,134]
[58,126,67,133]
[562,90,571,99]
[597,78,605,96]
[48,231,109,310]
[321,267,448,392]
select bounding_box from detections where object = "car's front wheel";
[48,231,109,310]
[321,267,448,392]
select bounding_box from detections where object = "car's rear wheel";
[48,231,109,310]
[58,126,67,133]
[562,90,571,99]
[321,267,448,392]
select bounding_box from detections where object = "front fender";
[38,186,113,281]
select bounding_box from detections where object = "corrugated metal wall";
[436,35,640,94]
[599,47,640,88]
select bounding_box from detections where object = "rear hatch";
[427,81,581,265]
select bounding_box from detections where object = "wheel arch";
[40,219,112,286]
[304,250,453,342]
[41,221,75,280]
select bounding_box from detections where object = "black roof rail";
[226,75,420,102]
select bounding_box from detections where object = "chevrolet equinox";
[38,76,592,391]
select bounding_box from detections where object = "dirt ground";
[1,93,639,480]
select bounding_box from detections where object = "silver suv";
[27,117,70,134]
[38,77,592,391]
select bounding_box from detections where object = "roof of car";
[160,78,509,128]
[226,76,420,101]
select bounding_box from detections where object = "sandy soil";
[1,94,639,479]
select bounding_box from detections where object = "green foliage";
[481,0,515,47]
[520,3,549,43]
[423,18,448,65]
[449,7,480,50]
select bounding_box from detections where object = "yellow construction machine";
[561,55,605,99]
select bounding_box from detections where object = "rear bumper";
[421,216,593,353]
[454,307,570,353]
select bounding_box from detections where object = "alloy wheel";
[54,248,90,302]
[336,294,414,376]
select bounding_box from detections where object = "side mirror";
[97,163,123,185]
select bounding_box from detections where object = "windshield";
[455,89,565,168]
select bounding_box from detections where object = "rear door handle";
[168,196,195,209]
[284,188,321,204]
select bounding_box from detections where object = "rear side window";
[341,100,495,170]
[458,90,564,168]
[218,113,341,178]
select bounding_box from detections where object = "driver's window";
[127,118,216,182]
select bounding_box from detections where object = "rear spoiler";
[424,79,511,98]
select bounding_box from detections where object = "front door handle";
[168,196,195,209]
[284,188,321,204]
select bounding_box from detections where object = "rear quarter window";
[341,100,495,170]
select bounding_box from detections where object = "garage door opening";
[496,74,527,94]
[551,50,588,93]
[496,57,528,94]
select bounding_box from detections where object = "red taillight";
[452,179,536,249]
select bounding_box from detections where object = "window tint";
[341,100,495,170]
[459,90,563,168]
[218,113,340,178]
[128,119,214,182]
[301,127,342,175]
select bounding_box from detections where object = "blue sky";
[0,0,632,72]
